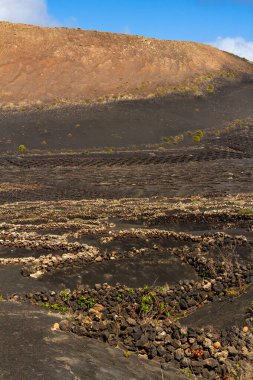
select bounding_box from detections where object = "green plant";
[0,295,4,302]
[227,288,240,297]
[182,367,194,378]
[42,302,50,309]
[192,135,201,143]
[207,84,215,93]
[239,208,253,215]
[194,130,205,138]
[165,305,176,319]
[60,290,69,302]
[18,144,27,153]
[200,270,208,279]
[159,302,169,312]
[77,296,95,309]
[76,296,86,307]
[42,302,67,312]
[226,70,235,78]
[162,136,170,144]
[174,312,188,321]
[173,134,184,144]
[192,129,205,143]
[106,148,113,154]
[140,295,153,313]
[140,303,151,313]
[86,298,95,309]
[51,303,67,312]
[124,350,133,358]
[115,293,124,302]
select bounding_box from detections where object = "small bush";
[239,208,253,215]
[173,134,184,144]
[192,135,201,143]
[162,136,170,144]
[194,130,205,138]
[124,351,133,359]
[18,144,27,153]
[192,129,205,143]
[207,84,215,93]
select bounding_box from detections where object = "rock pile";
[26,282,253,379]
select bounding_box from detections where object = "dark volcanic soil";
[0,302,185,380]
[183,286,253,330]
[0,154,252,203]
[42,252,199,289]
[0,80,253,151]
[0,145,253,378]
[0,84,253,379]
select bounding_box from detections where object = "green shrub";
[162,136,170,144]
[140,295,153,313]
[18,144,27,153]
[192,129,205,143]
[192,135,201,143]
[239,208,253,215]
[124,351,133,358]
[194,130,205,138]
[76,296,95,309]
[207,84,215,93]
[173,134,184,144]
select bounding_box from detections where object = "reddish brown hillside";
[0,21,252,107]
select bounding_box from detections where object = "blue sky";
[0,0,252,59]
[47,0,253,43]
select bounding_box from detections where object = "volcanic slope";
[0,21,252,107]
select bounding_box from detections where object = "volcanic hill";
[0,22,253,151]
[0,21,252,107]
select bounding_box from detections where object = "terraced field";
[0,122,253,379]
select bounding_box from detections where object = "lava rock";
[203,358,219,369]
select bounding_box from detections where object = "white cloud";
[210,37,253,61]
[0,0,57,26]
